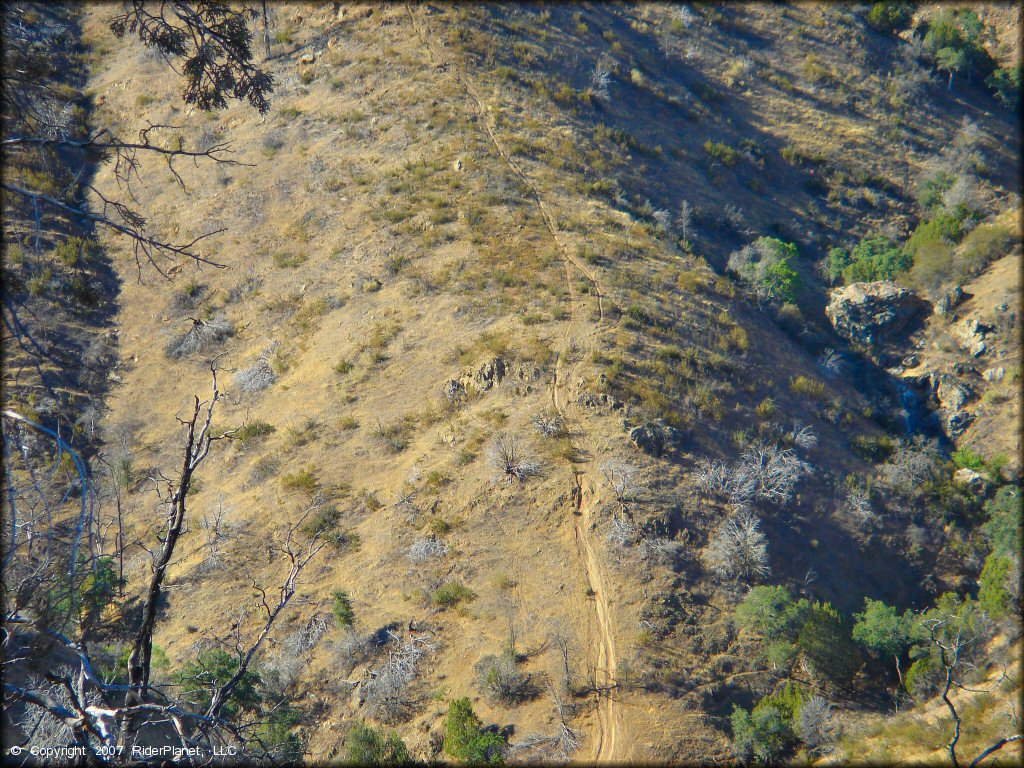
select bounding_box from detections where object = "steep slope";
[75,2,1020,763]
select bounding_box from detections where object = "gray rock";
[936,378,970,412]
[629,424,663,456]
[953,467,989,495]
[441,379,465,404]
[982,366,1005,383]
[826,281,926,346]
[947,410,974,437]
[970,340,987,358]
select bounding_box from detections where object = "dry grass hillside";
[8,2,1017,764]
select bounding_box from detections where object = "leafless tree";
[818,348,844,379]
[487,433,542,484]
[703,508,770,582]
[531,409,567,439]
[408,537,449,564]
[2,371,328,760]
[362,630,436,723]
[600,459,641,507]
[796,695,841,756]
[733,442,806,506]
[845,487,876,531]
[233,356,275,393]
[677,199,696,243]
[788,422,818,451]
[606,516,639,549]
[881,437,940,495]
[920,612,1021,768]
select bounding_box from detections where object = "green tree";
[332,589,355,627]
[979,486,1022,557]
[444,697,506,765]
[731,684,804,763]
[853,599,915,684]
[866,2,915,34]
[978,554,1016,618]
[936,47,967,91]
[797,602,860,683]
[986,64,1021,110]
[180,649,261,718]
[345,723,411,765]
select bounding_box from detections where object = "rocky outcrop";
[627,420,683,457]
[826,281,927,347]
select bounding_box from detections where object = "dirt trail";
[405,6,620,760]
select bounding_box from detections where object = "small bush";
[234,358,275,392]
[431,581,476,608]
[444,698,506,765]
[789,375,825,399]
[866,2,914,34]
[332,589,355,627]
[235,419,275,446]
[281,467,319,495]
[727,237,800,303]
[704,140,739,167]
[345,723,410,765]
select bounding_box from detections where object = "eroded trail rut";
[407,6,620,760]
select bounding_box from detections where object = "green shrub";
[986,64,1021,110]
[731,683,804,763]
[853,599,914,673]
[331,589,355,627]
[798,602,860,682]
[789,375,825,399]
[180,649,261,717]
[952,446,985,472]
[866,2,915,34]
[829,236,911,284]
[444,698,506,764]
[345,723,410,765]
[235,419,275,445]
[727,237,800,303]
[704,140,740,167]
[978,554,1015,618]
[980,486,1022,557]
[281,467,319,495]
[431,581,477,608]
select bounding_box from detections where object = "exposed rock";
[970,340,987,358]
[826,281,927,347]
[299,52,315,65]
[947,410,974,437]
[953,467,990,495]
[627,421,683,457]
[982,366,1005,382]
[459,357,506,393]
[441,379,465,404]
[902,354,919,368]
[936,377,970,411]
[934,285,965,318]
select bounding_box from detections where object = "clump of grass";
[235,419,275,446]
[703,140,739,166]
[789,375,825,399]
[281,467,319,495]
[431,581,476,608]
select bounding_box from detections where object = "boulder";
[460,358,506,393]
[825,281,926,347]
[441,379,465,404]
[982,366,1005,383]
[936,377,970,412]
[629,424,662,456]
[946,410,974,437]
[953,467,990,495]
[627,421,683,457]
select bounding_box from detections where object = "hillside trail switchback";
[406,6,620,761]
